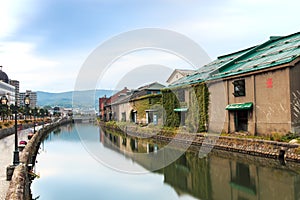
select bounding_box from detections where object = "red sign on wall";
[266,78,273,88]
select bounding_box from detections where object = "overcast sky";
[0,0,299,92]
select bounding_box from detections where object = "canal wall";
[0,123,41,140]
[100,123,300,162]
[5,118,73,200]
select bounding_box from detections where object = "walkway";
[0,129,31,200]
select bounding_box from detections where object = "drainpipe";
[226,80,230,133]
[252,75,257,136]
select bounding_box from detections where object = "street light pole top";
[1,95,8,105]
[24,94,30,107]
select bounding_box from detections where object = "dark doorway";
[235,110,248,132]
[130,110,137,123]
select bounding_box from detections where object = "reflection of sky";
[31,124,196,200]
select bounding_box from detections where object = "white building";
[19,90,37,108]
[0,67,15,105]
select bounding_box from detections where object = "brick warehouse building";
[172,32,300,136]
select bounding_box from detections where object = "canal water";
[31,123,300,200]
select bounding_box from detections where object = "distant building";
[129,82,165,124]
[99,87,130,121]
[19,90,37,108]
[166,69,195,84]
[99,95,110,121]
[0,66,15,105]
[111,92,133,122]
[130,82,165,99]
[9,80,20,106]
[99,83,166,124]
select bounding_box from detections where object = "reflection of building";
[100,128,300,200]
[19,90,37,108]
[209,155,300,200]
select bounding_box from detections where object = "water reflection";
[100,128,300,200]
[32,124,300,200]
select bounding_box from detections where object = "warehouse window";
[233,79,246,97]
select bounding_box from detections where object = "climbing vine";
[161,89,180,127]
[161,83,209,132]
[190,83,209,132]
[131,94,162,123]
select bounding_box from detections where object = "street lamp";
[6,97,20,180]
[11,102,19,165]
[40,108,45,128]
[33,107,39,133]
[24,94,30,119]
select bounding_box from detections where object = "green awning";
[174,108,188,112]
[226,102,253,110]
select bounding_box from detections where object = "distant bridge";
[73,115,96,123]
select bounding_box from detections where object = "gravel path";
[0,129,32,200]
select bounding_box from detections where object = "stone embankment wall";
[101,123,300,162]
[192,135,300,162]
[5,118,73,200]
[0,123,42,140]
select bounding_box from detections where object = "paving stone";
[0,129,30,200]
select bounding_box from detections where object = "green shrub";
[4,122,10,127]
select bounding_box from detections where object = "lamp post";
[40,108,45,128]
[24,94,30,119]
[11,102,19,165]
[33,107,39,133]
[5,96,20,180]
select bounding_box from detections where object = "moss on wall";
[162,89,180,127]
[162,83,209,132]
[132,94,162,123]
[190,83,209,132]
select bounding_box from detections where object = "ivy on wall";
[161,83,209,132]
[131,94,162,122]
[190,83,209,132]
[162,89,180,127]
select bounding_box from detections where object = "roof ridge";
[217,46,257,59]
[212,38,277,75]
[269,31,300,42]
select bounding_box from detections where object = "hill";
[37,90,113,108]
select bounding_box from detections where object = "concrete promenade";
[0,128,32,200]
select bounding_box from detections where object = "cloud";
[0,41,88,92]
[0,0,38,39]
[0,41,59,89]
[168,0,300,58]
[0,1,20,39]
[96,50,196,90]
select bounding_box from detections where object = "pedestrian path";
[0,129,31,200]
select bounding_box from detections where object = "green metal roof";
[210,32,300,80]
[225,102,253,110]
[168,32,300,87]
[169,46,255,88]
